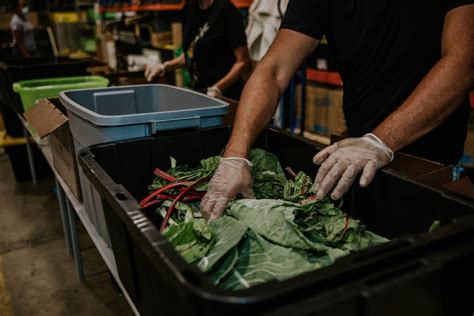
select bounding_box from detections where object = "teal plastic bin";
[13,76,109,111]
[59,84,229,247]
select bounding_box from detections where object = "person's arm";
[373,4,474,151]
[313,4,474,201]
[12,30,31,58]
[145,53,185,82]
[163,53,186,72]
[210,46,251,96]
[224,29,319,158]
[200,29,319,220]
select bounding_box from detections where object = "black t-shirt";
[182,0,247,99]
[281,0,473,165]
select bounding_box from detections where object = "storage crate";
[59,84,229,245]
[13,76,109,112]
[78,126,474,315]
[0,57,89,114]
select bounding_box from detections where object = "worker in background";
[10,0,37,58]
[201,0,474,220]
[145,0,251,100]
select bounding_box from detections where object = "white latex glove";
[206,86,222,98]
[144,63,165,82]
[312,133,394,200]
[201,157,255,221]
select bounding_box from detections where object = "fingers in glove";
[209,198,229,222]
[200,195,213,220]
[316,161,344,200]
[331,164,356,200]
[313,144,337,165]
[313,155,338,192]
[359,160,377,187]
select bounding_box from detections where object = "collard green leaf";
[209,247,239,285]
[227,199,346,259]
[198,216,247,272]
[250,149,287,199]
[220,231,317,290]
[162,219,215,264]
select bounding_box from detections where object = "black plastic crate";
[79,126,474,315]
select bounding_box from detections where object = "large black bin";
[79,126,474,315]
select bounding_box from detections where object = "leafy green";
[284,171,314,202]
[429,220,441,232]
[162,219,215,264]
[209,247,239,285]
[227,199,344,257]
[197,216,247,272]
[150,149,389,291]
[250,149,287,199]
[220,231,317,290]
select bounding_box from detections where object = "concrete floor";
[0,152,133,316]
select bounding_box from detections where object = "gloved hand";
[144,63,166,82]
[206,86,222,98]
[312,133,394,200]
[201,157,255,221]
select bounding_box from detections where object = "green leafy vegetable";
[197,216,247,272]
[145,148,389,290]
[220,231,317,290]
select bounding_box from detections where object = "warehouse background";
[1,0,474,315]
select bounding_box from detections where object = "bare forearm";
[374,54,474,152]
[164,53,185,72]
[213,60,249,92]
[224,63,287,158]
[374,5,474,152]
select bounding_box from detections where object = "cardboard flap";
[442,176,474,200]
[23,99,68,138]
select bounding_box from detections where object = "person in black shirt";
[200,0,474,220]
[145,0,250,100]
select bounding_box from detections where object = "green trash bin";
[13,76,109,112]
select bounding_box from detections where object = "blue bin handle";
[149,116,201,134]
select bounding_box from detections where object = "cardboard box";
[296,83,346,137]
[171,22,183,49]
[24,98,81,200]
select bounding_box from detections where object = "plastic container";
[78,126,474,315]
[59,84,229,246]
[13,76,109,112]
[0,57,89,114]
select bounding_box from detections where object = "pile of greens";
[140,149,388,290]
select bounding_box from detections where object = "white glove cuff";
[363,133,395,162]
[221,157,253,167]
[207,86,222,96]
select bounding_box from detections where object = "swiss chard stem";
[154,168,177,182]
[140,181,192,207]
[160,177,210,232]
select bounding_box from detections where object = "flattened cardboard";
[23,99,68,138]
[442,177,474,200]
[23,98,81,200]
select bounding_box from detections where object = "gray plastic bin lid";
[59,84,229,126]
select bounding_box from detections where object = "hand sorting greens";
[141,149,388,290]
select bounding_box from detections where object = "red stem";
[301,175,308,195]
[341,214,350,237]
[154,168,177,182]
[160,178,209,232]
[140,181,191,207]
